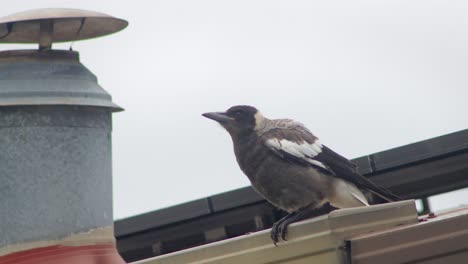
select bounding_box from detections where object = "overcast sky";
[2,1,468,219]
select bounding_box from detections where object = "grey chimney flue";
[0,9,127,264]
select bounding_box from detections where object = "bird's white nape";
[254,111,267,131]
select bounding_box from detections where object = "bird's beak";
[202,112,233,124]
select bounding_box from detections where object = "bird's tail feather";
[357,175,402,202]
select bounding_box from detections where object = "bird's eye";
[234,110,243,116]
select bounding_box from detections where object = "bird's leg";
[271,211,297,245]
[271,203,337,244]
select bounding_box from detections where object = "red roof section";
[0,244,125,264]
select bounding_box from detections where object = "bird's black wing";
[315,145,401,202]
[261,124,401,202]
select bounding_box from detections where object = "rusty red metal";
[0,244,125,264]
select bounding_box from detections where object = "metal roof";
[350,207,468,264]
[115,129,468,262]
[134,201,418,264]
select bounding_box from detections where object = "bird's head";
[202,105,265,136]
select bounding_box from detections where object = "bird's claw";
[270,221,289,246]
[271,223,280,245]
[281,225,288,241]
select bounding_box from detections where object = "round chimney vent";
[0,8,128,50]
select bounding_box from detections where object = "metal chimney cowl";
[0,8,127,264]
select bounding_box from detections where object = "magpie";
[202,105,401,244]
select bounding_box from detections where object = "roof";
[350,206,468,264]
[114,129,468,262]
[129,201,468,264]
[133,201,418,264]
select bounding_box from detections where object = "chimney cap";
[0,8,128,48]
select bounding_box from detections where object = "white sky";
[2,1,468,219]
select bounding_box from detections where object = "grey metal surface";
[115,199,213,237]
[114,187,267,238]
[0,50,122,111]
[0,8,128,44]
[210,186,264,212]
[371,129,468,171]
[0,106,114,247]
[370,151,468,198]
[352,156,373,175]
[355,129,468,173]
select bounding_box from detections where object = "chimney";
[0,8,128,264]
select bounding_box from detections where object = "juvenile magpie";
[202,105,401,244]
